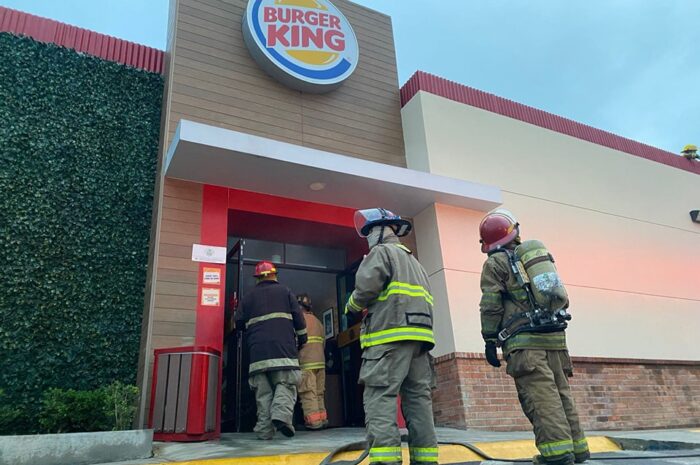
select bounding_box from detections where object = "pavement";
[95,427,700,465]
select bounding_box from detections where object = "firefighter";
[478,209,590,465]
[345,208,438,465]
[296,293,328,429]
[236,261,307,440]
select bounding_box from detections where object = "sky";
[3,0,698,154]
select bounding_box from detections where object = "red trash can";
[149,346,221,441]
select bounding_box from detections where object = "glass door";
[223,239,248,432]
[335,260,364,427]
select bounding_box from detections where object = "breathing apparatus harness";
[491,248,571,345]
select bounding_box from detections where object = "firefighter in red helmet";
[235,261,307,439]
[478,209,589,465]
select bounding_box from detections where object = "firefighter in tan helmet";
[478,208,589,465]
[296,293,328,430]
[345,208,438,465]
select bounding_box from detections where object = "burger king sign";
[243,0,359,93]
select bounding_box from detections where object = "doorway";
[221,209,367,432]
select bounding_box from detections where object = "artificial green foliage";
[0,389,21,431]
[0,33,163,434]
[40,382,139,433]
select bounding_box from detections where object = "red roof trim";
[401,71,700,176]
[0,6,164,74]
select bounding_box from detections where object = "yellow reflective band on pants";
[538,438,574,457]
[409,447,439,463]
[301,362,325,370]
[360,326,434,349]
[369,447,402,463]
[573,438,589,453]
[307,336,324,343]
[376,281,433,305]
[246,312,292,328]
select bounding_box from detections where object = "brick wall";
[433,352,700,431]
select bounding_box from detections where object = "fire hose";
[318,437,700,464]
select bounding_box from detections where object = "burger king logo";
[242,0,359,93]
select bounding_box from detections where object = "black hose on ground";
[438,441,531,463]
[317,439,700,464]
[318,439,371,465]
[442,440,700,462]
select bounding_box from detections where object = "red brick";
[432,354,700,431]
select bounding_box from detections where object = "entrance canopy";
[164,120,501,217]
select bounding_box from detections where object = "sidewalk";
[96,427,700,465]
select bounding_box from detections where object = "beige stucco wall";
[403,91,700,360]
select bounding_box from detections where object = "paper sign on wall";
[201,288,221,307]
[203,267,221,285]
[192,244,226,264]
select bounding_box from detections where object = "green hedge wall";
[0,33,163,434]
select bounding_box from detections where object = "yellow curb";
[144,436,619,465]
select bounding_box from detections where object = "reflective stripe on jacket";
[299,311,325,369]
[479,247,566,357]
[236,280,306,375]
[345,237,435,350]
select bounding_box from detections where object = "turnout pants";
[506,349,589,464]
[299,368,327,428]
[360,341,438,465]
[249,369,301,439]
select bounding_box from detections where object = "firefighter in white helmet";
[345,208,438,465]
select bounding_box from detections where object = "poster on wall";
[192,244,226,264]
[202,267,221,285]
[323,308,335,340]
[201,288,221,307]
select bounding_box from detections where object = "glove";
[297,334,308,350]
[485,341,501,368]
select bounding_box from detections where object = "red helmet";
[254,261,277,278]
[479,209,519,253]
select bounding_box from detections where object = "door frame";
[195,185,358,436]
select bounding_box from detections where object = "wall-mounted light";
[691,210,700,223]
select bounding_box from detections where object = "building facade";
[2,0,698,436]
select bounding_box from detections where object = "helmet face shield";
[354,209,383,237]
[353,208,412,238]
[392,222,411,237]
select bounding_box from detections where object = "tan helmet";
[297,293,312,311]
